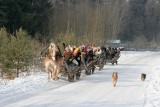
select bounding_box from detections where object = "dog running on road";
[112,72,118,87]
[141,73,146,81]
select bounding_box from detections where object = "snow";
[0,51,160,107]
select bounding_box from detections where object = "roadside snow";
[0,51,160,107]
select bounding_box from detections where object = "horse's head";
[49,43,58,53]
[48,43,58,57]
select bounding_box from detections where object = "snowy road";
[1,51,160,107]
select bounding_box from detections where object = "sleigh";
[80,57,97,75]
[95,54,106,71]
[106,55,120,65]
[59,61,81,82]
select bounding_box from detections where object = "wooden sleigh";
[106,55,120,65]
[59,61,81,82]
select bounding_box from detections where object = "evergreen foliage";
[0,0,160,42]
[0,28,34,77]
[0,0,52,39]
[0,0,8,26]
[0,27,9,66]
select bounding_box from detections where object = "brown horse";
[41,43,63,80]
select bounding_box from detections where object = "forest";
[1,0,160,42]
[0,0,160,77]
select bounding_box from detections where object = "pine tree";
[2,28,34,77]
[0,27,9,71]
[0,0,52,39]
[0,0,8,26]
[128,0,148,41]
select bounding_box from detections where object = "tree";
[0,0,8,26]
[128,0,148,41]
[0,0,52,40]
[0,27,9,77]
[145,0,160,41]
[2,28,34,77]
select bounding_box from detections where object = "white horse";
[41,43,63,80]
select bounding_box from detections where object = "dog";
[112,72,118,87]
[141,73,146,81]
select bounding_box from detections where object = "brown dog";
[112,72,118,87]
[141,73,146,81]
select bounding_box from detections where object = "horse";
[41,43,63,80]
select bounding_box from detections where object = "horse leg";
[53,65,60,80]
[45,61,52,81]
[45,66,50,80]
[52,66,57,80]
[56,65,60,80]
